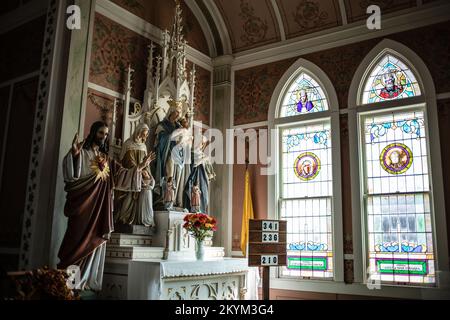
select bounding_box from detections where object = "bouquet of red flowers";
[183,213,217,241]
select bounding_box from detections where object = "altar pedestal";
[127,258,259,300]
[100,210,226,299]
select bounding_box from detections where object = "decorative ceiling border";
[338,0,349,25]
[232,1,450,70]
[185,0,217,57]
[270,0,286,41]
[202,0,232,55]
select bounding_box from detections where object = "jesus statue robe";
[57,148,142,291]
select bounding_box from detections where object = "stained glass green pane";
[416,215,425,232]
[363,111,436,286]
[280,122,334,279]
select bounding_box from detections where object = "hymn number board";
[248,219,287,267]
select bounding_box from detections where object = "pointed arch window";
[274,68,341,281]
[358,52,436,286]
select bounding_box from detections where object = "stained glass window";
[279,73,328,117]
[280,122,334,279]
[362,110,436,285]
[362,54,421,104]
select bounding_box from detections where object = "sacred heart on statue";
[90,155,110,182]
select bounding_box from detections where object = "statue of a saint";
[169,116,192,207]
[114,123,156,227]
[58,121,152,291]
[163,176,176,210]
[184,137,215,213]
[153,100,192,210]
[190,183,202,213]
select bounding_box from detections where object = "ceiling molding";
[0,70,40,89]
[186,46,214,71]
[0,247,20,255]
[96,0,213,69]
[96,0,162,42]
[88,82,140,103]
[232,120,269,130]
[201,0,232,55]
[270,0,286,41]
[0,0,47,34]
[232,1,450,70]
[184,0,217,57]
[212,54,234,67]
[338,0,348,25]
[437,92,450,100]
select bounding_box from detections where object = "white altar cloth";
[128,258,259,300]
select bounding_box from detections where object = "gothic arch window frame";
[348,39,449,287]
[268,58,344,286]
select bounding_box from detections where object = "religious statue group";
[57,101,215,291]
[152,101,215,214]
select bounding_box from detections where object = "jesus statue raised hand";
[57,121,152,292]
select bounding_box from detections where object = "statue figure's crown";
[167,98,183,114]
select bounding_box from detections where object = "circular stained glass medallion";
[380,143,413,175]
[294,152,320,181]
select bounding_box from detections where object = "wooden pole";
[263,266,270,300]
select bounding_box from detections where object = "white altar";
[127,258,259,300]
[100,210,260,300]
[97,2,261,301]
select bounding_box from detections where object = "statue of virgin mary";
[152,100,186,208]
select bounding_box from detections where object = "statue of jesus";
[57,121,152,291]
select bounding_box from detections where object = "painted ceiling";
[211,0,420,53]
[109,0,439,56]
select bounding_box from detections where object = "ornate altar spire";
[143,0,195,125]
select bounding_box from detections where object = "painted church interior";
[1,0,450,300]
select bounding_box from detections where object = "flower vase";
[195,238,205,261]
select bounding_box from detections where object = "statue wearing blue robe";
[152,118,180,205]
[184,163,209,213]
[183,149,215,213]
